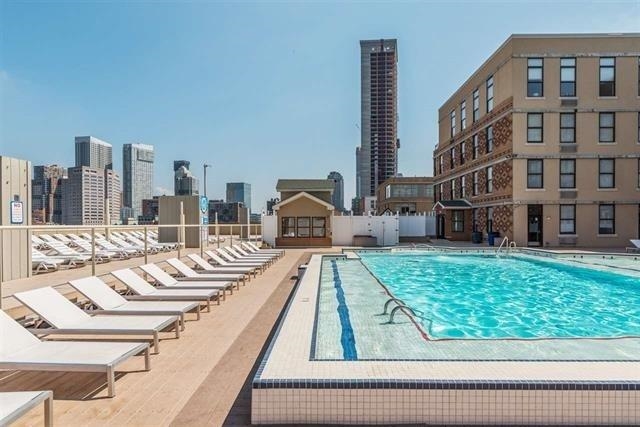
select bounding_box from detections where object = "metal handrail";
[381,297,406,315]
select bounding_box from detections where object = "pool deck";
[0,248,336,426]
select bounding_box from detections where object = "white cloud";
[154,186,174,196]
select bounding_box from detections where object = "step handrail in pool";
[387,305,434,335]
[381,297,407,315]
[496,237,516,257]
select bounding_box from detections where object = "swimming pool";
[359,252,640,340]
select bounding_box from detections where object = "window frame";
[527,58,544,97]
[450,179,456,199]
[598,204,615,235]
[296,217,311,238]
[460,100,467,130]
[527,112,543,143]
[560,57,576,97]
[312,217,326,238]
[450,109,456,138]
[486,166,493,193]
[599,57,615,97]
[559,159,576,189]
[472,88,480,122]
[598,158,615,189]
[450,147,456,169]
[559,204,576,235]
[451,210,465,232]
[460,140,466,165]
[599,112,615,143]
[472,171,478,196]
[472,134,479,159]
[281,217,296,237]
[461,175,466,198]
[486,125,494,153]
[527,159,544,189]
[560,112,576,144]
[486,76,494,112]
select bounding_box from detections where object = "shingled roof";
[276,179,335,192]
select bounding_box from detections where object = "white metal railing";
[0,222,263,300]
[496,236,516,257]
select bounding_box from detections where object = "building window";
[598,204,615,234]
[450,109,456,137]
[599,57,615,97]
[282,217,295,237]
[451,179,457,199]
[598,158,615,188]
[472,134,479,159]
[312,217,326,237]
[472,208,478,232]
[487,206,494,232]
[527,159,544,189]
[439,183,443,201]
[486,126,494,153]
[560,112,576,143]
[559,159,576,189]
[439,155,443,174]
[559,205,576,234]
[599,112,615,143]
[560,58,576,97]
[460,141,466,165]
[637,159,640,188]
[527,113,543,143]
[296,217,310,237]
[486,76,494,112]
[473,171,478,196]
[452,210,465,232]
[461,175,466,198]
[472,89,480,122]
[527,58,544,97]
[450,147,456,169]
[486,166,493,193]
[460,100,467,130]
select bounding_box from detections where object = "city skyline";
[1,2,639,208]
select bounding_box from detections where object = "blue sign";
[202,216,209,225]
[200,196,208,213]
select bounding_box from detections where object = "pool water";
[359,253,640,339]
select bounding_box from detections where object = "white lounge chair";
[111,268,221,310]
[138,263,235,297]
[205,250,266,271]
[38,235,97,263]
[32,248,84,269]
[0,310,150,397]
[213,248,271,268]
[221,247,274,265]
[0,391,53,427]
[187,254,259,277]
[80,233,141,257]
[626,239,640,253]
[243,241,284,257]
[165,258,246,287]
[232,245,277,261]
[13,287,179,353]
[69,277,201,330]
[67,233,129,260]
[31,235,48,250]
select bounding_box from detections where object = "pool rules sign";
[10,199,24,224]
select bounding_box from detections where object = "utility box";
[158,196,203,248]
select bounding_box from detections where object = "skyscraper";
[226,182,251,213]
[357,39,399,197]
[174,161,199,196]
[61,167,121,225]
[32,165,66,224]
[123,143,154,217]
[75,136,113,170]
[327,171,345,212]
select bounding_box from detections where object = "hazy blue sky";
[1,1,638,211]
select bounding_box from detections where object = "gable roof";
[273,191,334,211]
[433,200,472,210]
[276,179,335,193]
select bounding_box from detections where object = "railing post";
[144,226,148,264]
[91,227,96,276]
[230,225,233,246]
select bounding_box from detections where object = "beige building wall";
[276,197,333,238]
[158,196,203,248]
[435,34,640,248]
[0,156,32,281]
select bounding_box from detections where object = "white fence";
[261,213,436,247]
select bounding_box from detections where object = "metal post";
[91,227,96,276]
[230,225,233,246]
[178,202,184,258]
[215,212,220,248]
[203,164,211,199]
[144,226,148,264]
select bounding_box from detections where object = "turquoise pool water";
[359,253,640,339]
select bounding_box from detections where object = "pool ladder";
[381,298,433,335]
[496,237,517,257]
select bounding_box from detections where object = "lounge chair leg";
[44,394,53,427]
[153,331,160,354]
[144,346,151,371]
[175,319,180,338]
[107,366,115,397]
[180,314,185,331]
[195,304,201,320]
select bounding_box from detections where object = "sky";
[1,1,639,211]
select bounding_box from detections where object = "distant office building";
[376,176,434,215]
[62,167,120,225]
[327,171,345,212]
[208,200,248,224]
[174,161,199,196]
[139,196,159,224]
[123,143,154,218]
[355,147,362,198]
[32,164,66,224]
[120,206,135,223]
[266,198,280,215]
[357,39,399,198]
[75,136,113,170]
[226,182,251,213]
